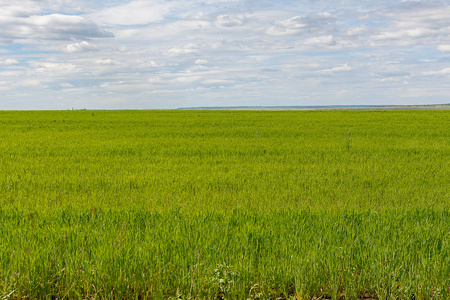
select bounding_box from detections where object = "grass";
[0,110,449,299]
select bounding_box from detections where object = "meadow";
[0,110,449,299]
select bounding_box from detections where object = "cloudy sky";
[1,0,450,109]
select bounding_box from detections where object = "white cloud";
[174,75,203,83]
[169,48,196,55]
[216,14,247,27]
[0,14,113,41]
[437,45,450,53]
[377,77,402,82]
[302,35,336,46]
[65,41,98,53]
[96,59,120,65]
[60,83,75,88]
[28,62,77,74]
[202,79,234,85]
[369,3,450,46]
[89,0,178,25]
[187,12,205,20]
[115,19,211,42]
[89,0,246,26]
[168,43,198,55]
[190,65,210,71]
[0,59,20,66]
[0,2,41,18]
[195,59,208,65]
[18,79,47,88]
[266,12,336,36]
[321,64,352,73]
[135,60,159,68]
[331,64,352,72]
[423,68,450,76]
[345,26,368,36]
[147,77,165,84]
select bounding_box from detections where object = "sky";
[1,0,450,110]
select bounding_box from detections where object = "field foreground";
[1,110,449,299]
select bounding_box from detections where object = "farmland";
[0,110,449,299]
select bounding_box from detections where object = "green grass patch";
[0,110,449,299]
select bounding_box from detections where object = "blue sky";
[1,0,450,109]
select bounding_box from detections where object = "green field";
[1,110,449,299]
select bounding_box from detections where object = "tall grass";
[0,110,449,299]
